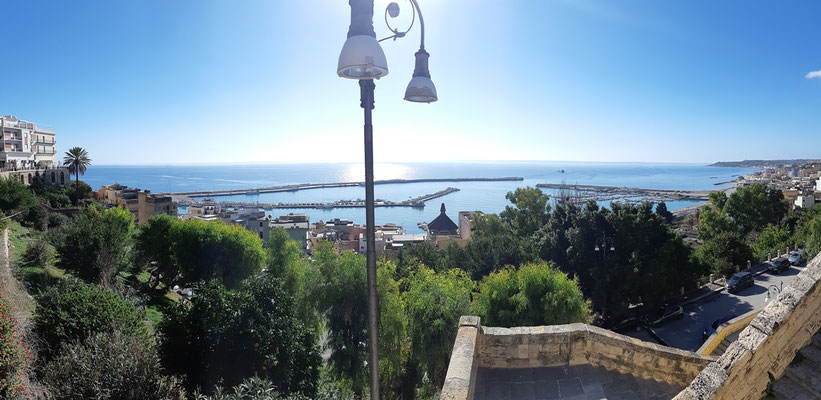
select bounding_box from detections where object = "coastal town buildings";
[271,213,310,247]
[1,115,57,170]
[97,184,177,224]
[0,115,70,187]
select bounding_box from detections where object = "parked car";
[702,314,737,342]
[767,258,790,274]
[726,271,754,294]
[611,317,642,333]
[788,250,804,266]
[646,305,684,327]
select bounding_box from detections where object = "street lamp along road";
[765,283,783,303]
[337,1,437,399]
[595,232,615,319]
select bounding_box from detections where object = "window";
[51,171,55,183]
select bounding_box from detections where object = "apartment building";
[1,115,57,170]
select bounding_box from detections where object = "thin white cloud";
[806,70,821,79]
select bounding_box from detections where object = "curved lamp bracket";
[379,0,418,44]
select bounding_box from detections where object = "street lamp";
[338,1,437,398]
[595,232,615,318]
[765,283,783,303]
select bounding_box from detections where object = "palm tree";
[63,147,91,205]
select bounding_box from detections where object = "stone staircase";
[771,333,821,400]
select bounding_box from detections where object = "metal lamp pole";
[338,1,437,398]
[595,232,615,318]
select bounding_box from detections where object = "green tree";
[160,277,320,396]
[500,187,550,237]
[697,206,735,241]
[134,214,179,288]
[753,224,791,260]
[170,219,265,289]
[34,278,151,360]
[63,146,92,206]
[473,262,590,327]
[461,214,522,279]
[376,260,409,397]
[655,202,674,224]
[695,231,754,278]
[708,191,728,209]
[724,183,788,235]
[313,241,369,397]
[805,214,821,260]
[265,227,320,330]
[55,205,135,284]
[0,177,44,228]
[405,266,473,387]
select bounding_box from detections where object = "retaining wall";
[674,252,821,400]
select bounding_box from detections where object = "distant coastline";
[710,159,820,168]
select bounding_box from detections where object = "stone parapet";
[674,251,821,400]
[441,318,712,400]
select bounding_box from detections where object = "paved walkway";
[473,365,683,400]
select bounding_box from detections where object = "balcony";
[35,137,55,144]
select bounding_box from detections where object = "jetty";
[182,187,460,210]
[163,177,522,199]
[536,183,718,203]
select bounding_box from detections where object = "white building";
[816,178,821,193]
[795,195,815,209]
[1,115,57,170]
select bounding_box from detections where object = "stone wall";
[440,316,713,400]
[697,309,760,356]
[0,228,8,275]
[674,252,821,400]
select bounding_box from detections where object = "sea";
[81,162,757,234]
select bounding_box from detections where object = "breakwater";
[536,183,718,203]
[164,177,523,198]
[179,187,461,210]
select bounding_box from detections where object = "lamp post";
[338,1,437,398]
[595,232,615,318]
[765,282,783,303]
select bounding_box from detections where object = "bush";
[22,239,52,269]
[160,277,320,396]
[34,278,151,359]
[43,330,185,400]
[473,261,591,327]
[0,295,32,399]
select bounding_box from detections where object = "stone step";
[785,363,821,398]
[800,345,821,371]
[772,377,819,400]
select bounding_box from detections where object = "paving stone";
[558,378,584,398]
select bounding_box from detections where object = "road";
[624,259,808,352]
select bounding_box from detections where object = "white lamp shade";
[337,35,389,79]
[404,76,437,103]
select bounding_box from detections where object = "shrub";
[34,278,151,359]
[473,261,591,327]
[43,330,185,400]
[0,295,32,399]
[22,239,52,269]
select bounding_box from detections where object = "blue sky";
[1,0,820,165]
